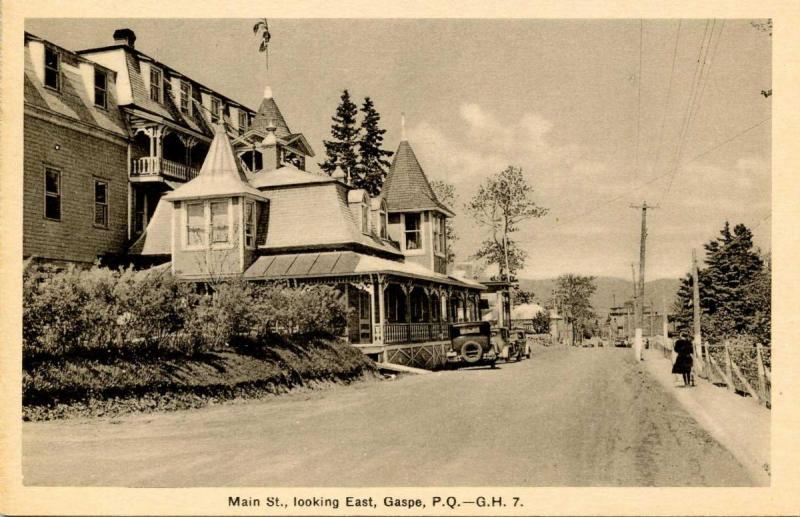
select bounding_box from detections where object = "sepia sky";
[25,18,772,280]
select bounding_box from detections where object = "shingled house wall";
[23,114,129,263]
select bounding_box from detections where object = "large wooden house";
[23,28,484,368]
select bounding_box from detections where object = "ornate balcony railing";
[131,157,199,182]
[384,322,449,344]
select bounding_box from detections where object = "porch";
[129,123,208,183]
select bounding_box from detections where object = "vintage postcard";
[1,1,798,515]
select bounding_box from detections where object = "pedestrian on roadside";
[671,331,694,387]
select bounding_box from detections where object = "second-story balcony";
[131,157,199,182]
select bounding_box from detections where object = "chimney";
[113,28,136,48]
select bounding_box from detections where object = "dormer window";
[149,66,162,102]
[238,110,248,134]
[210,97,221,123]
[94,68,108,109]
[404,213,422,250]
[44,46,60,90]
[361,203,370,234]
[179,80,191,115]
[379,202,388,239]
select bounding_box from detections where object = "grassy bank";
[24,335,376,421]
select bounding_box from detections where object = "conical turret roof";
[165,124,265,201]
[251,85,291,138]
[382,140,454,216]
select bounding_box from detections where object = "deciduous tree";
[466,166,547,280]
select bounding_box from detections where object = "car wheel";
[460,341,484,364]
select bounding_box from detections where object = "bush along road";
[23,346,754,487]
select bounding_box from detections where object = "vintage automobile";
[446,322,497,368]
[492,326,531,362]
[614,337,630,348]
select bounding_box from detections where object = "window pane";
[405,213,420,231]
[45,48,58,68]
[94,69,105,88]
[150,68,161,101]
[94,204,107,226]
[210,201,229,243]
[45,195,61,220]
[45,169,59,194]
[94,181,107,203]
[187,203,205,246]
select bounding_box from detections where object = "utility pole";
[630,201,658,361]
[692,248,704,372]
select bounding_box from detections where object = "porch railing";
[131,157,199,182]
[384,322,449,344]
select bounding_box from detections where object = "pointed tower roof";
[251,85,291,138]
[382,139,454,217]
[165,125,266,201]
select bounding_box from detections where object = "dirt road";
[22,347,754,486]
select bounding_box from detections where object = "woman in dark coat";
[672,332,694,386]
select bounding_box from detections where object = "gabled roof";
[164,125,266,201]
[382,140,454,217]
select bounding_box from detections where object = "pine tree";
[320,90,360,181]
[355,97,393,196]
[673,222,766,342]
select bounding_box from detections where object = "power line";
[551,116,770,228]
[662,20,723,202]
[664,21,713,183]
[635,19,644,176]
[648,20,682,177]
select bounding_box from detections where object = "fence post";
[724,340,734,392]
[756,342,768,405]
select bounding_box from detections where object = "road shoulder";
[642,348,770,486]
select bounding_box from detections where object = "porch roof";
[243,251,485,290]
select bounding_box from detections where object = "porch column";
[424,286,433,340]
[402,282,412,342]
[374,275,386,351]
[444,288,452,323]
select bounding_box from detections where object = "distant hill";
[516,276,681,316]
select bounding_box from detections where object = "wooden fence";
[652,336,771,408]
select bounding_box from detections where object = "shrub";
[250,283,347,338]
[23,265,351,365]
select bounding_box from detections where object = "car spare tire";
[460,341,484,364]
